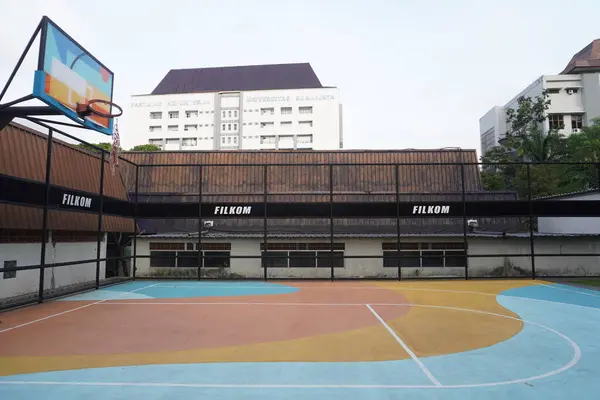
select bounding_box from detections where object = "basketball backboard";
[32,17,115,135]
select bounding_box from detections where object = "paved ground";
[1,279,599,399]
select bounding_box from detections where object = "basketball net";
[110,119,120,176]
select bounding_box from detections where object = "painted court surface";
[1,280,600,399]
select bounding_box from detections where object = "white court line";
[365,304,442,387]
[539,283,600,298]
[0,302,581,390]
[0,283,161,334]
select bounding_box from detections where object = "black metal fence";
[1,120,600,310]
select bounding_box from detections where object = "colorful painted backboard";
[33,17,115,135]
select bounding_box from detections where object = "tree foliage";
[481,90,600,198]
[130,144,162,151]
[77,142,113,153]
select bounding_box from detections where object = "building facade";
[127,63,343,151]
[480,40,600,155]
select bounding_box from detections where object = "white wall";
[135,235,600,279]
[0,234,107,300]
[128,87,342,151]
[538,192,600,234]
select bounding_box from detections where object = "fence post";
[38,128,53,303]
[197,165,203,280]
[132,164,139,280]
[395,164,401,281]
[329,164,335,281]
[263,165,268,281]
[95,151,105,289]
[527,163,536,279]
[460,162,468,280]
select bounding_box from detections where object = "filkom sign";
[62,193,93,209]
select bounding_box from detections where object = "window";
[234,110,238,117]
[222,124,226,131]
[149,243,231,268]
[572,115,583,130]
[547,88,560,94]
[261,107,274,115]
[149,125,162,132]
[382,242,466,268]
[299,106,313,114]
[165,138,180,150]
[227,123,231,130]
[548,114,564,130]
[260,243,345,268]
[228,110,232,117]
[3,260,16,279]
[233,123,238,130]
[167,125,179,132]
[168,111,179,119]
[149,139,163,148]
[299,120,313,128]
[260,135,276,144]
[149,112,162,119]
[280,121,292,127]
[297,134,313,144]
[260,122,274,128]
[184,124,198,131]
[222,111,226,118]
[182,138,197,147]
[281,107,292,115]
[185,110,198,118]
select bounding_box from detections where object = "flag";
[110,120,120,176]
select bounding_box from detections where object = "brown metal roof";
[561,39,600,74]
[0,122,134,233]
[121,149,484,201]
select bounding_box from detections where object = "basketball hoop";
[76,99,123,119]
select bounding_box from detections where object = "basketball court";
[0,280,599,399]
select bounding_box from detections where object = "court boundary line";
[538,283,600,298]
[365,304,442,387]
[0,301,581,389]
[0,283,160,334]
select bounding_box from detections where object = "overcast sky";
[1,0,599,155]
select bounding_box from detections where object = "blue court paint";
[5,284,600,399]
[502,283,600,309]
[57,281,299,301]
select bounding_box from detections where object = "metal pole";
[197,165,203,280]
[329,164,334,281]
[460,162,468,280]
[0,22,42,102]
[395,165,401,281]
[95,152,106,289]
[38,128,53,303]
[263,165,268,281]
[527,163,536,279]
[132,165,139,280]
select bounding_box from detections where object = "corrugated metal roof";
[0,122,134,233]
[121,149,488,201]
[150,63,323,95]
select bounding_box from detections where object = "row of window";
[147,133,312,148]
[149,119,314,133]
[548,114,583,130]
[149,106,314,121]
[148,242,467,269]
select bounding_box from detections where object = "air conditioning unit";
[567,89,574,95]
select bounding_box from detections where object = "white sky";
[1,0,599,156]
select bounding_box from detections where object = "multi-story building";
[479,39,600,155]
[127,63,343,151]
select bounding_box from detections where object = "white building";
[128,63,343,151]
[480,39,600,155]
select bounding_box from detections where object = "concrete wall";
[0,234,107,300]
[136,235,600,279]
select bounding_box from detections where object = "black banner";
[2,174,600,219]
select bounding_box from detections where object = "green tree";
[77,142,112,153]
[129,144,162,151]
